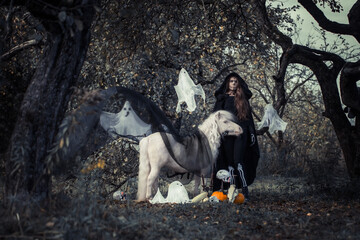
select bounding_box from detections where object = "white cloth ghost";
[149,188,167,204]
[257,104,288,134]
[150,181,190,204]
[165,181,190,203]
[174,68,205,113]
[99,100,152,138]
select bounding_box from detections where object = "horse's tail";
[137,137,151,200]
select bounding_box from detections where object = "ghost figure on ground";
[149,181,190,204]
[257,104,287,134]
[165,181,190,203]
[100,100,152,139]
[149,188,167,204]
[174,68,205,113]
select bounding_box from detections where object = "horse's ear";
[215,111,221,120]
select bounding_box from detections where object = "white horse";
[137,110,243,201]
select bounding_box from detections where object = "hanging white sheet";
[99,100,151,138]
[174,68,205,113]
[257,104,288,134]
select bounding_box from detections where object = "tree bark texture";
[255,0,360,180]
[4,1,96,201]
[340,60,360,179]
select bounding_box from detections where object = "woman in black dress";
[212,72,260,199]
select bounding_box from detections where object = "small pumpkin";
[234,193,245,204]
[211,191,228,202]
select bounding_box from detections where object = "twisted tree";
[1,0,98,204]
[2,0,359,208]
[251,0,360,180]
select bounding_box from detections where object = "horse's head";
[215,110,242,136]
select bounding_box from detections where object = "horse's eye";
[223,120,228,123]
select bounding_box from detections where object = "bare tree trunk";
[252,0,360,181]
[4,1,95,204]
[339,60,360,180]
[289,47,360,180]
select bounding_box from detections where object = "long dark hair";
[225,73,249,120]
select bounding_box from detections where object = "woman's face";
[228,77,239,91]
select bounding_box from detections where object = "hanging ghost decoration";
[257,104,288,134]
[48,86,183,176]
[174,68,205,113]
[99,100,151,139]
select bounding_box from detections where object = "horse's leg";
[145,135,168,199]
[153,176,159,195]
[146,166,161,199]
[193,175,200,196]
[137,138,150,201]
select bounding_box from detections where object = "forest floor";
[1,176,360,239]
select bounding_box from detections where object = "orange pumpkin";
[234,193,245,204]
[211,191,228,202]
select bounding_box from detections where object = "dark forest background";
[0,0,360,239]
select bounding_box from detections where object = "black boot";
[242,187,250,201]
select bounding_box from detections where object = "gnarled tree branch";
[0,38,42,61]
[298,0,360,43]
